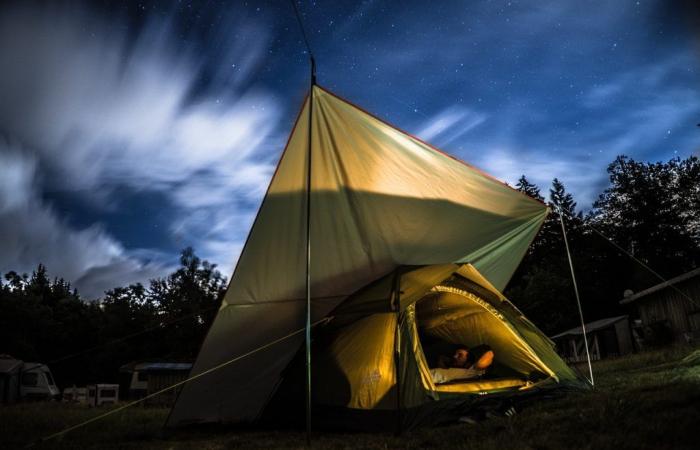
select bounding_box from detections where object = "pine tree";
[515,175,544,202]
[549,178,578,218]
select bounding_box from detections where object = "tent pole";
[288,0,317,442]
[304,57,316,446]
[557,208,595,386]
[392,271,402,436]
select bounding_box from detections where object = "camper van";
[1,356,60,402]
[19,362,61,400]
[1,356,60,403]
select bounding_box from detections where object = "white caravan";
[19,362,61,400]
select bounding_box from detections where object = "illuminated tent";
[167,86,585,430]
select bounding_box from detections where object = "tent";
[167,86,586,430]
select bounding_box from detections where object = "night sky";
[1,0,699,298]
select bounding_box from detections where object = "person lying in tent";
[430,345,495,384]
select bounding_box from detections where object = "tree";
[550,178,578,218]
[589,155,700,280]
[146,247,226,359]
[0,248,227,386]
[505,178,588,333]
[516,175,544,202]
[0,154,697,384]
[676,156,700,241]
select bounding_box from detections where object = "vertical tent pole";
[392,271,402,435]
[305,57,316,446]
[557,208,595,386]
[287,0,317,442]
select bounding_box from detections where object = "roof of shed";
[551,315,629,339]
[120,361,192,372]
[620,267,700,305]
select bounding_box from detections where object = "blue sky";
[0,0,698,298]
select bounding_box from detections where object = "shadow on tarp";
[168,189,545,429]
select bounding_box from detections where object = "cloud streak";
[0,3,284,295]
[1,0,699,295]
[0,142,167,298]
[416,107,486,147]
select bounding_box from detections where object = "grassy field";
[1,346,699,449]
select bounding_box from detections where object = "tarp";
[168,86,547,426]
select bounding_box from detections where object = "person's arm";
[468,345,494,370]
[474,350,494,370]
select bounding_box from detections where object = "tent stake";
[557,208,594,386]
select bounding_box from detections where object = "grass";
[1,346,699,449]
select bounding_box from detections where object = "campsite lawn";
[1,346,698,449]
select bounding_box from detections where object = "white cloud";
[0,145,168,299]
[584,82,626,109]
[0,141,34,213]
[446,52,700,209]
[0,5,280,193]
[416,106,486,146]
[576,54,700,166]
[474,147,602,207]
[583,53,695,110]
[0,3,284,292]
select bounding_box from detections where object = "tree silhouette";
[0,154,698,386]
[516,175,544,202]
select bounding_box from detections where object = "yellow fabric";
[398,265,461,311]
[416,290,554,378]
[400,304,439,405]
[498,306,579,382]
[313,314,397,410]
[456,264,507,301]
[221,87,546,309]
[169,86,548,426]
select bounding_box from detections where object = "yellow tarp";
[168,86,548,426]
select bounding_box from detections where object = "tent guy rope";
[290,0,314,59]
[557,208,700,309]
[18,305,220,376]
[556,206,595,386]
[52,306,217,365]
[26,317,332,448]
[554,203,700,387]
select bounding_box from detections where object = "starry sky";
[0,0,699,298]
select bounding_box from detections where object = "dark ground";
[1,346,699,449]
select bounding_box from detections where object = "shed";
[551,315,634,362]
[620,267,700,345]
[120,362,192,406]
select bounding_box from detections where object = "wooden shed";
[551,315,634,362]
[620,267,700,346]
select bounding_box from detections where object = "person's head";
[452,347,469,368]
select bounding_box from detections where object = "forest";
[1,154,698,386]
